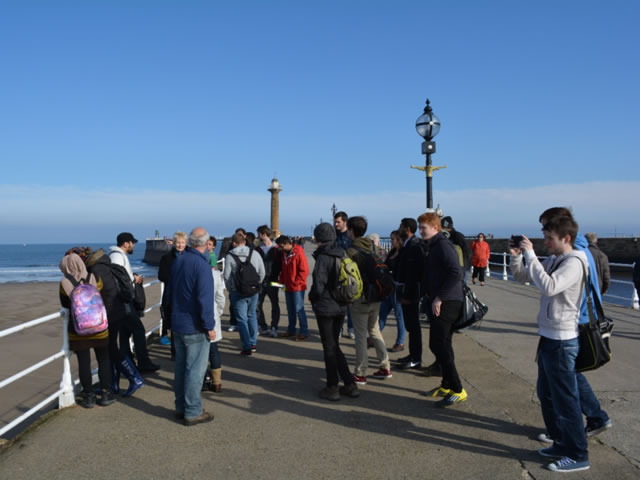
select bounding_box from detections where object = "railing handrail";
[0,280,162,439]
[487,251,639,309]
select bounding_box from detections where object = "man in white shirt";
[110,232,159,373]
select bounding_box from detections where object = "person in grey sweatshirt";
[510,215,591,473]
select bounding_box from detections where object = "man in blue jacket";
[168,227,216,426]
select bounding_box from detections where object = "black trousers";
[472,266,486,282]
[402,302,422,362]
[119,309,152,366]
[428,300,463,392]
[317,314,354,388]
[76,345,111,394]
[257,286,280,329]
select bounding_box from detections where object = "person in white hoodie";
[510,215,590,473]
[203,267,225,392]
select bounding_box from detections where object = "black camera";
[511,235,524,245]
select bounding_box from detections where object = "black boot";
[119,355,144,397]
[98,389,117,406]
[111,361,120,394]
[78,392,96,408]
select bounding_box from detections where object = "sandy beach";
[0,280,163,437]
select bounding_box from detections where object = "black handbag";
[575,265,613,372]
[453,284,489,331]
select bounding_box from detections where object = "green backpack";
[332,254,363,305]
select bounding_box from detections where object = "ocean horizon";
[0,243,159,283]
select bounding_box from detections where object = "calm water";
[0,243,160,283]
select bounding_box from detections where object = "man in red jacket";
[276,235,310,340]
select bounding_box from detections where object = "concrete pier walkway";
[1,246,639,479]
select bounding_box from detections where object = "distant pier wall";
[485,237,640,264]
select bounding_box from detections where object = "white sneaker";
[537,433,554,444]
[227,325,237,332]
[348,328,355,340]
[270,327,278,338]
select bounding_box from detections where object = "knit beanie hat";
[441,216,454,229]
[314,222,336,243]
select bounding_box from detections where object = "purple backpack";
[70,282,108,335]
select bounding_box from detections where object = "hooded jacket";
[309,243,348,316]
[223,245,266,293]
[574,233,603,324]
[511,248,588,340]
[470,239,491,268]
[279,243,309,292]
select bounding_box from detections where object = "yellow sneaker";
[425,386,451,398]
[436,388,468,407]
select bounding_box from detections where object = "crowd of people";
[57,206,614,472]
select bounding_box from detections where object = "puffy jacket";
[309,243,347,316]
[470,240,491,268]
[279,244,309,292]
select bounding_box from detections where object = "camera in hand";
[511,235,524,246]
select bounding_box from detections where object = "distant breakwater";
[485,237,640,265]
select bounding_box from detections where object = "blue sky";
[1,1,639,243]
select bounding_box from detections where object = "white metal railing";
[488,252,639,309]
[0,280,162,439]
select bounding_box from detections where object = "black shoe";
[339,383,360,398]
[421,361,442,377]
[395,355,412,365]
[78,392,96,409]
[138,362,160,373]
[398,360,422,370]
[98,389,117,406]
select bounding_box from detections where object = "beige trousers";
[351,300,390,376]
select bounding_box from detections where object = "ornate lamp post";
[268,177,282,237]
[412,99,446,211]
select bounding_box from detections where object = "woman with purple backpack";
[59,253,115,409]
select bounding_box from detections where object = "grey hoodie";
[223,245,266,293]
[511,249,588,340]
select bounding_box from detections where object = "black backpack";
[110,263,134,303]
[354,244,395,303]
[229,247,262,297]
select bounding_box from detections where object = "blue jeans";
[577,372,609,426]
[537,336,588,461]
[285,290,308,335]
[378,292,406,345]
[173,332,210,419]
[231,291,259,351]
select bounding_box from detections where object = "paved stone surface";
[1,245,639,479]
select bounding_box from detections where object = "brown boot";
[209,368,222,393]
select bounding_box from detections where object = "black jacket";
[395,235,425,303]
[448,228,471,271]
[86,252,125,322]
[257,244,282,285]
[309,243,348,316]
[423,232,463,301]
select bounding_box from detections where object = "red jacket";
[470,240,490,268]
[279,244,309,292]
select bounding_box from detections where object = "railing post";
[633,287,639,310]
[502,252,508,281]
[58,309,75,408]
[485,266,491,278]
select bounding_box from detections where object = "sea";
[0,243,160,283]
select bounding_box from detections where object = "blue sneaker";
[586,418,613,437]
[538,445,564,458]
[159,335,171,346]
[547,457,590,472]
